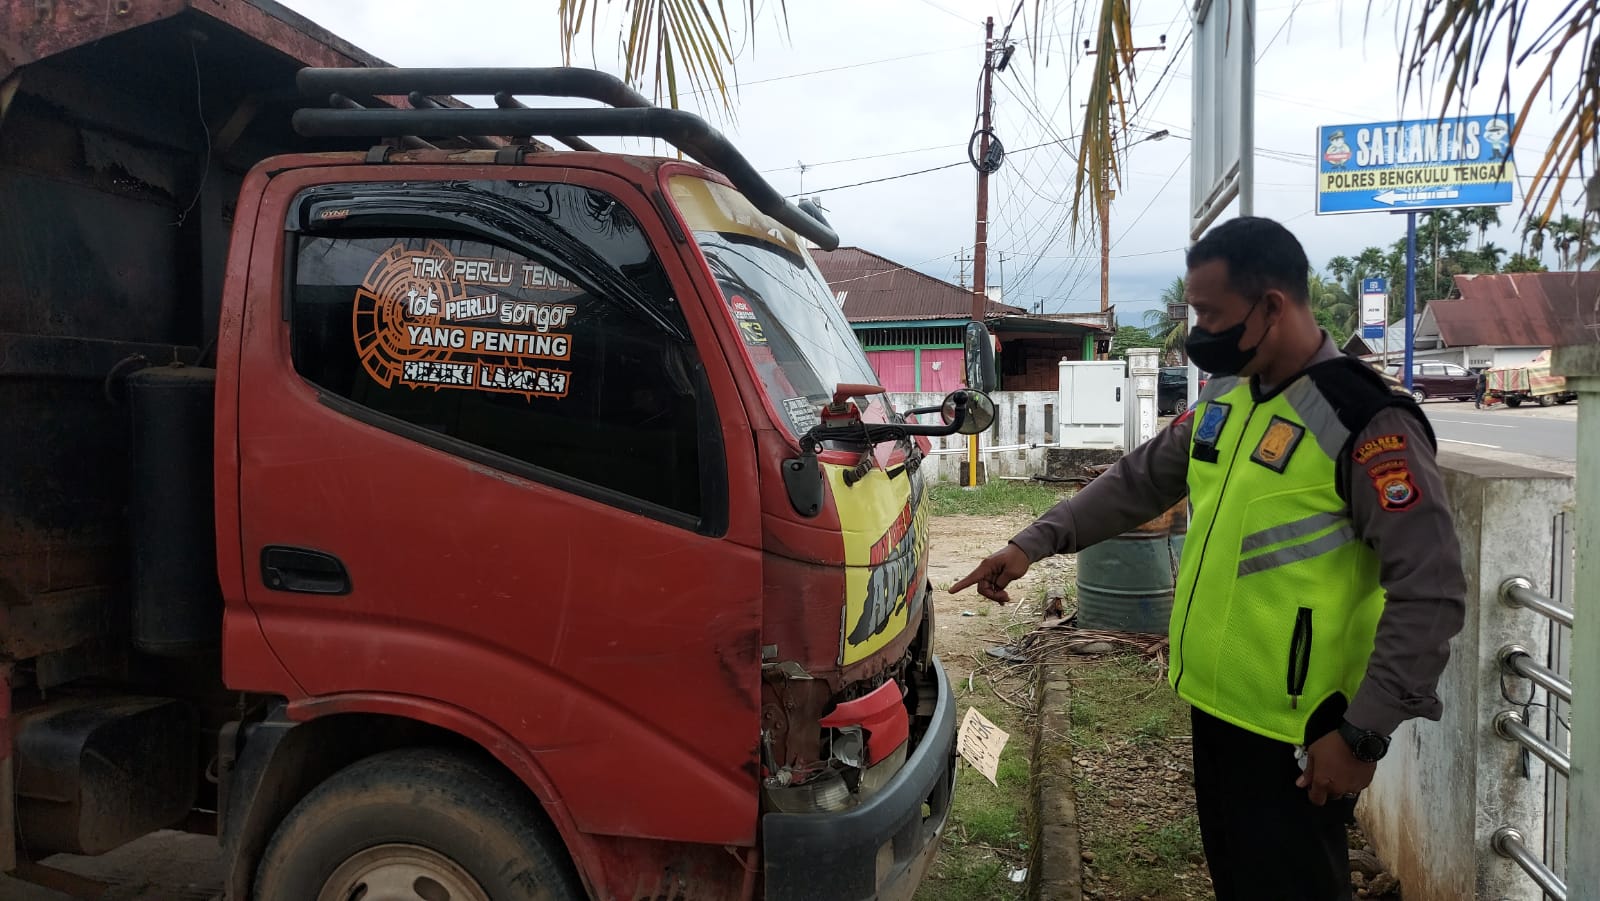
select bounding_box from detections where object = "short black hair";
[1186,216,1310,304]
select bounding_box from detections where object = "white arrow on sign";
[1374,188,1464,206]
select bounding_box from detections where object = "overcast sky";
[277,0,1586,326]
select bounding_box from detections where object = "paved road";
[1421,400,1578,462]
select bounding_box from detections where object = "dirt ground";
[926,512,1077,667]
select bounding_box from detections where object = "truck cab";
[1,6,984,899]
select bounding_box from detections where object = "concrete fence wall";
[890,390,1058,482]
[1359,453,1574,900]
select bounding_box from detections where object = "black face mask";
[1185,301,1263,377]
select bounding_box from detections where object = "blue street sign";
[1316,115,1516,215]
[1361,277,1387,295]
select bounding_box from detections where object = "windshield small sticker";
[737,319,768,345]
[783,396,820,433]
[353,241,576,399]
[728,294,759,321]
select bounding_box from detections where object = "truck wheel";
[1506,395,1523,408]
[1558,395,1573,405]
[254,748,584,901]
[1538,394,1555,407]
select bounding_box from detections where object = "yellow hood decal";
[827,463,930,665]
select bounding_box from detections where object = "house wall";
[891,390,1057,481]
[996,333,1090,392]
[863,345,965,393]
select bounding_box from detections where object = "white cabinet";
[1058,360,1127,448]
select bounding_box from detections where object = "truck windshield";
[668,175,887,439]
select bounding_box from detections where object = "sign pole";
[1404,211,1417,391]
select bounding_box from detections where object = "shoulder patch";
[1369,460,1420,512]
[1352,433,1407,464]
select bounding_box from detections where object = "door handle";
[261,546,351,595]
[1115,386,1122,402]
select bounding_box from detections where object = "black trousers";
[1191,706,1356,901]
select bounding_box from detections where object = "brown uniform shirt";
[1011,338,1467,737]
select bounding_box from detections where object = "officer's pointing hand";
[949,544,1031,605]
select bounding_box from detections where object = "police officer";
[952,217,1467,901]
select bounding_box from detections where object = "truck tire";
[1506,395,1523,408]
[1559,395,1574,405]
[1538,394,1555,407]
[253,748,585,901]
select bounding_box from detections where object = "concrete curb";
[1028,661,1082,901]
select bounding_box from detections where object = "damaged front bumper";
[761,656,956,901]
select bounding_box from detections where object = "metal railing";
[1493,828,1568,901]
[1493,575,1572,901]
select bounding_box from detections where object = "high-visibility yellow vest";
[1170,359,1427,744]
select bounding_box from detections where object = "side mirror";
[963,321,997,393]
[942,389,997,435]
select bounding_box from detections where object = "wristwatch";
[1337,720,1391,762]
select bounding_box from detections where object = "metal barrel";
[1076,503,1187,635]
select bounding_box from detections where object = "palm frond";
[1397,0,1600,224]
[557,0,776,115]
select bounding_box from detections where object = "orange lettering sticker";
[1352,434,1407,464]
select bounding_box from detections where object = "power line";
[761,141,965,174]
[1256,0,1310,63]
[787,133,1086,197]
[1112,150,1190,248]
[913,0,977,25]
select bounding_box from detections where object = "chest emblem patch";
[1192,402,1231,463]
[1250,416,1306,473]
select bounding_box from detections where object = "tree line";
[1130,207,1597,353]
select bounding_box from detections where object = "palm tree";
[1478,242,1508,271]
[559,2,1596,235]
[1307,273,1355,341]
[1523,217,1550,264]
[1141,276,1187,357]
[1548,214,1596,271]
[1459,208,1501,249]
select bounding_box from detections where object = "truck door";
[228,165,764,844]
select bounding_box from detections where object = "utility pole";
[1086,40,1166,314]
[963,15,996,488]
[972,15,995,323]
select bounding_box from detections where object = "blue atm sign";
[1316,115,1516,215]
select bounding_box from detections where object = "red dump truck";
[0,3,993,897]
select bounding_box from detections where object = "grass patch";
[1085,814,1205,898]
[1066,653,1207,899]
[1064,655,1187,746]
[928,480,1070,518]
[915,695,1030,900]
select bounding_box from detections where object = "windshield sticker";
[782,396,821,434]
[737,319,768,346]
[352,241,575,399]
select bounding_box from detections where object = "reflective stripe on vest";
[1170,376,1386,745]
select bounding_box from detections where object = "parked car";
[1158,366,1188,414]
[1385,361,1478,402]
